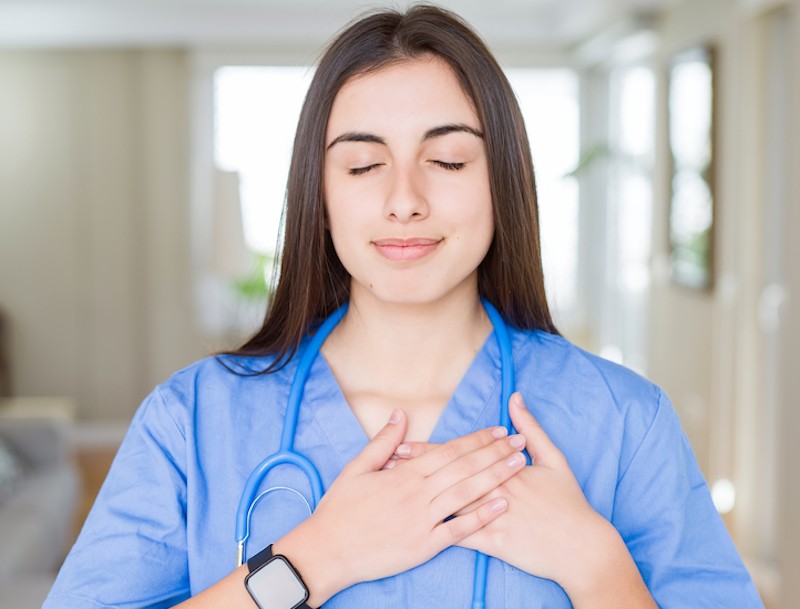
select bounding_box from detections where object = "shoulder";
[154,353,276,399]
[508,328,670,484]
[511,328,662,411]
[134,353,295,434]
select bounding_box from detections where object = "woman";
[44,5,764,609]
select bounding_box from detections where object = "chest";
[187,343,619,607]
[345,391,449,441]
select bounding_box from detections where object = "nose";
[383,164,429,222]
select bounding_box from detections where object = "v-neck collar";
[303,330,503,469]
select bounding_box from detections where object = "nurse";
[44,5,764,609]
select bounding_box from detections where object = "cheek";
[324,191,366,268]
[468,195,495,258]
[324,176,357,234]
[326,198,366,244]
[448,178,493,237]
[325,206,353,257]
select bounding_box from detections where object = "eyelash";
[433,160,466,171]
[349,164,380,176]
[348,161,466,176]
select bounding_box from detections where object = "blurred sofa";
[0,417,80,609]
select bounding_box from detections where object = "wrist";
[273,523,348,607]
[561,517,655,609]
[560,516,626,599]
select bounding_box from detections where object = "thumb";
[346,409,407,474]
[509,393,564,468]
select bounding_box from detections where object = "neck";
[321,285,492,401]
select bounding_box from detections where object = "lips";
[371,237,442,262]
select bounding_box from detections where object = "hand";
[392,394,621,596]
[457,393,616,590]
[274,409,527,606]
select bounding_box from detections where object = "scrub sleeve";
[43,387,192,608]
[612,389,764,606]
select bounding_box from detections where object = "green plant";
[233,252,275,301]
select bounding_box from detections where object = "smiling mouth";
[371,238,443,262]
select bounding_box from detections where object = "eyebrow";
[326,132,385,150]
[421,123,484,142]
[326,123,484,150]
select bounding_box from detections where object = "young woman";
[44,5,764,609]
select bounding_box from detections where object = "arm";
[610,390,764,608]
[175,409,526,608]
[43,388,192,609]
[397,391,764,608]
[454,393,658,608]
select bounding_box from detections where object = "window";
[505,69,580,328]
[213,66,315,255]
[604,64,655,371]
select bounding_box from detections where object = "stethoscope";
[235,298,522,609]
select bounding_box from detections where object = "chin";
[355,277,478,309]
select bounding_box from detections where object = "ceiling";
[0,0,676,51]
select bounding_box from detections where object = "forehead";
[326,57,480,139]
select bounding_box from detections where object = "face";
[323,56,494,308]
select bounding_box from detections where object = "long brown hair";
[223,4,558,371]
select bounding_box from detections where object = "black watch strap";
[247,543,277,573]
[247,544,314,609]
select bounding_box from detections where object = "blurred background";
[0,0,797,607]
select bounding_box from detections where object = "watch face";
[245,556,309,609]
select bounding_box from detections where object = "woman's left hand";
[392,393,649,603]
[458,393,616,591]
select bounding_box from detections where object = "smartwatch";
[244,544,314,609]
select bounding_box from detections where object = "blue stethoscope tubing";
[235,298,520,609]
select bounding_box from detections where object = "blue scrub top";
[44,327,764,608]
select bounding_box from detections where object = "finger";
[509,393,564,467]
[413,426,508,476]
[431,496,508,548]
[381,455,399,470]
[345,409,407,474]
[429,440,525,518]
[452,495,505,550]
[393,441,438,459]
[449,487,505,518]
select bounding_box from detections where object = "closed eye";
[432,160,466,171]
[349,164,383,176]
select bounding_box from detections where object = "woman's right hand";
[273,409,527,606]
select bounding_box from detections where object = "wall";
[0,49,207,420]
[778,2,800,605]
[648,0,739,486]
[648,0,797,605]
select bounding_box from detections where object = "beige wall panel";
[0,49,206,420]
[138,50,207,390]
[0,54,83,401]
[778,2,800,605]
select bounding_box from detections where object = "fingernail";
[507,453,524,467]
[384,459,397,470]
[491,498,508,513]
[388,409,402,424]
[395,443,411,456]
[512,392,526,409]
[491,426,508,439]
[508,434,525,449]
